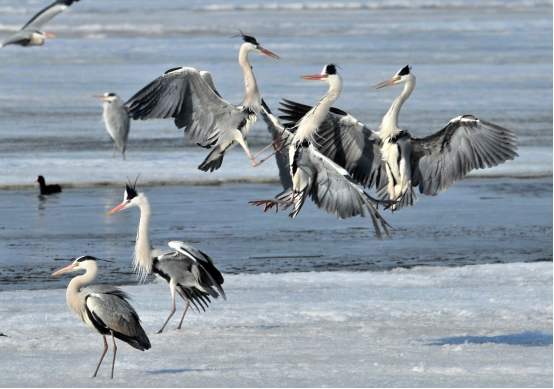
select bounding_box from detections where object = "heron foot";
[249,199,280,213]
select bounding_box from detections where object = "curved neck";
[379,78,416,140]
[294,75,343,143]
[134,194,154,280]
[66,264,97,318]
[238,44,261,113]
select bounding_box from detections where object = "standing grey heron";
[126,32,281,172]
[250,64,392,240]
[93,93,130,160]
[278,65,519,211]
[0,0,81,49]
[51,256,151,379]
[107,183,226,333]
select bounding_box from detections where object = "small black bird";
[35,175,62,195]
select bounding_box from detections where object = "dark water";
[0,178,551,291]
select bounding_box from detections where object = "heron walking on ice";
[93,93,130,160]
[126,32,281,172]
[51,256,151,379]
[251,64,393,240]
[0,0,81,49]
[107,183,226,333]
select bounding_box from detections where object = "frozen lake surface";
[0,262,551,387]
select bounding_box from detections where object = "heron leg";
[250,137,290,168]
[249,191,295,213]
[92,335,109,378]
[110,331,117,379]
[122,151,126,161]
[176,287,190,330]
[156,285,177,334]
[112,144,116,159]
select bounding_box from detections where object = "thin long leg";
[249,132,289,161]
[176,288,191,330]
[112,144,116,159]
[110,331,117,379]
[157,286,177,334]
[122,151,126,161]
[250,136,290,167]
[92,336,109,378]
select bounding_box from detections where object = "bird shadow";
[428,331,553,347]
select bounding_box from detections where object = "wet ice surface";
[0,178,551,291]
[0,262,551,387]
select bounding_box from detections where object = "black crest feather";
[231,30,259,46]
[398,65,411,76]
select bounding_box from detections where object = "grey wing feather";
[22,0,80,31]
[411,115,519,196]
[126,67,243,145]
[260,99,293,189]
[199,71,222,98]
[84,287,150,350]
[304,146,391,240]
[279,99,385,189]
[105,101,130,153]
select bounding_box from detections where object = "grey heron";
[93,93,131,160]
[278,65,519,211]
[0,0,80,49]
[250,64,392,240]
[107,183,226,334]
[126,32,281,172]
[35,175,61,195]
[51,255,151,379]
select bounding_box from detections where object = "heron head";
[301,63,342,86]
[92,92,119,102]
[373,65,414,89]
[233,31,280,60]
[51,256,99,276]
[107,181,142,215]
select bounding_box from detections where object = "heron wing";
[260,99,293,189]
[126,67,244,145]
[83,287,150,350]
[22,0,80,31]
[199,71,222,98]
[279,99,385,189]
[303,145,390,239]
[411,115,519,196]
[104,101,130,151]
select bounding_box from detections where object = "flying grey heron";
[93,93,130,160]
[35,175,61,195]
[126,32,281,172]
[250,64,392,240]
[107,183,226,334]
[278,65,519,211]
[51,255,151,379]
[0,0,80,49]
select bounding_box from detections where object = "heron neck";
[238,45,261,113]
[66,264,97,319]
[294,78,343,144]
[379,79,415,140]
[134,195,154,281]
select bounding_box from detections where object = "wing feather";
[411,116,518,195]
[22,0,80,31]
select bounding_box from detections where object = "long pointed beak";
[107,201,128,216]
[373,76,400,90]
[259,46,280,60]
[44,33,56,38]
[52,263,76,276]
[301,74,327,81]
[92,94,105,99]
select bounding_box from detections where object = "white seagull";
[0,0,81,49]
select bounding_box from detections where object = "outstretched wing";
[411,115,519,196]
[279,99,385,189]
[303,145,391,240]
[126,67,244,146]
[260,99,293,189]
[199,71,222,98]
[22,0,80,31]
